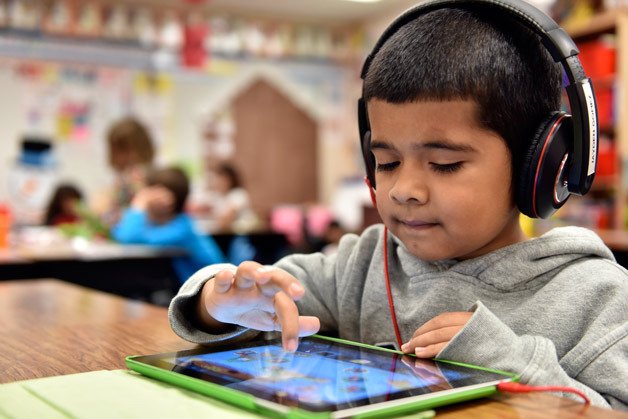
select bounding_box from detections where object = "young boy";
[167,5,627,410]
[112,166,225,283]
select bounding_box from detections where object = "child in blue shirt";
[112,166,225,283]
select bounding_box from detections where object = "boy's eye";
[430,162,463,173]
[376,161,399,172]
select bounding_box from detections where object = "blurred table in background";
[533,227,628,268]
[594,229,628,268]
[595,229,628,251]
[0,232,185,302]
[211,231,290,265]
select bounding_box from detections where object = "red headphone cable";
[496,382,591,406]
[383,226,404,349]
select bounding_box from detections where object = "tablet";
[126,335,516,418]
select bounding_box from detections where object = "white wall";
[0,56,357,222]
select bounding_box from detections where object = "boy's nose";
[389,168,428,205]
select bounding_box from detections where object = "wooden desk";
[1,279,625,418]
[0,279,195,383]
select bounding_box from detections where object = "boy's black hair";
[146,167,190,214]
[363,7,563,188]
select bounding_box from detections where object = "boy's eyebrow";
[370,139,477,153]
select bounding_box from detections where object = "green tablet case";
[125,334,517,418]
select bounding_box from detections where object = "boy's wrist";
[195,277,235,334]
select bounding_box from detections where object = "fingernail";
[286,338,298,352]
[289,283,304,294]
[257,266,274,273]
[415,347,427,355]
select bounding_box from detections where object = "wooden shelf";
[565,9,618,40]
[0,32,157,69]
[0,31,355,72]
[591,175,619,192]
[593,228,628,251]
[592,73,616,89]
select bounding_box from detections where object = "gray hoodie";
[169,225,628,410]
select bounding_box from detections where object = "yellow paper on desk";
[0,369,259,418]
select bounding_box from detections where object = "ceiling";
[180,0,416,25]
[161,0,555,26]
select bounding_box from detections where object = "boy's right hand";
[199,261,320,352]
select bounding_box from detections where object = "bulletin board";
[0,59,174,220]
[0,56,358,223]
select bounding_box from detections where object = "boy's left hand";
[401,312,473,358]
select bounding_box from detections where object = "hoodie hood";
[395,226,615,291]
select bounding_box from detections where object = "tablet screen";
[131,336,512,413]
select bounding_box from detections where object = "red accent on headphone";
[531,115,566,217]
[365,176,377,207]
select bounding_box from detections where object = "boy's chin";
[398,240,454,262]
[397,235,468,261]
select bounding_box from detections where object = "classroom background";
[0,0,625,302]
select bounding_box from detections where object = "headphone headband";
[360,0,597,196]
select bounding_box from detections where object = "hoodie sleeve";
[437,301,628,410]
[168,264,261,345]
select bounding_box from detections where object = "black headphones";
[358,0,598,219]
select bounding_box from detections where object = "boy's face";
[368,99,524,261]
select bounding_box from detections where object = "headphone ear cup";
[517,115,553,217]
[517,112,572,218]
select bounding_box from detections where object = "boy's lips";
[396,218,439,229]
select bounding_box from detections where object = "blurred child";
[44,183,83,226]
[112,166,225,283]
[208,163,259,233]
[321,220,347,256]
[100,117,155,225]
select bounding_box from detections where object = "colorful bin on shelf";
[577,38,616,128]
